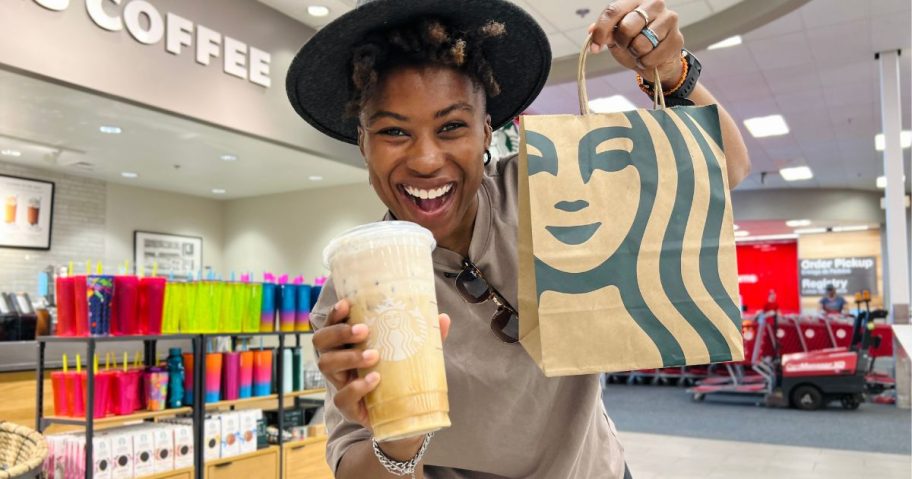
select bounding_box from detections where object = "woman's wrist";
[377,435,425,462]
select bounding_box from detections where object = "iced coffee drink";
[27,198,39,226]
[323,221,450,442]
[4,196,16,224]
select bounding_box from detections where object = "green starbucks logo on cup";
[366,297,428,362]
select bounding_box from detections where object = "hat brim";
[286,0,552,145]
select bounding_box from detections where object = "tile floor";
[620,431,911,479]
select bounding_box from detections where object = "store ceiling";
[0,69,367,200]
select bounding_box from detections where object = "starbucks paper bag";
[517,39,743,376]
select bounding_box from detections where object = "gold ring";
[633,7,650,25]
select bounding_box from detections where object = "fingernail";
[589,43,600,54]
[362,349,377,360]
[334,300,344,310]
[365,372,380,384]
[352,324,368,335]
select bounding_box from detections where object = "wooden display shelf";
[204,388,326,410]
[206,446,279,479]
[140,467,194,479]
[283,436,332,479]
[44,406,193,426]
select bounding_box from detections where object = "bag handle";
[577,33,665,115]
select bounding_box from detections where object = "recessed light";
[212,188,226,194]
[832,225,870,233]
[785,219,811,227]
[99,125,122,134]
[779,166,813,181]
[707,35,742,50]
[220,154,237,161]
[794,227,827,235]
[121,172,139,178]
[735,233,799,242]
[734,230,749,237]
[588,95,636,113]
[743,115,789,138]
[874,130,912,151]
[876,175,906,189]
[308,175,324,181]
[1,149,21,157]
[307,5,330,17]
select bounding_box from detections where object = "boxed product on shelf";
[93,435,113,479]
[204,416,222,461]
[219,411,240,458]
[263,407,304,430]
[126,426,155,477]
[107,430,134,479]
[151,425,174,473]
[172,424,194,469]
[239,409,262,454]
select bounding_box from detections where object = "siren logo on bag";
[365,297,429,362]
[519,106,743,375]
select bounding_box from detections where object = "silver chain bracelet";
[371,432,434,478]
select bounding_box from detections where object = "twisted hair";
[346,18,506,118]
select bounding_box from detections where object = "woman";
[286,0,750,477]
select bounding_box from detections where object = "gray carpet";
[602,384,911,454]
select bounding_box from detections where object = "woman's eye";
[440,122,466,133]
[379,127,407,137]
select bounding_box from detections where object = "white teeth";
[404,183,453,200]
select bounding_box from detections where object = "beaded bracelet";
[636,51,688,97]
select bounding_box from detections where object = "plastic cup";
[51,371,70,416]
[238,351,254,398]
[86,371,113,418]
[111,370,142,415]
[112,276,139,336]
[55,277,76,337]
[72,276,89,337]
[144,368,169,411]
[323,221,450,442]
[66,372,86,417]
[222,352,240,401]
[252,349,272,397]
[205,353,222,403]
[139,277,166,335]
[243,284,262,333]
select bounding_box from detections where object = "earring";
[483,149,492,165]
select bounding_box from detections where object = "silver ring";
[640,27,659,48]
[633,7,650,25]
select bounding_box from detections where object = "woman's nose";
[405,135,446,176]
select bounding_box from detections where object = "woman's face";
[358,65,491,251]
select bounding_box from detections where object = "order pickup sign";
[799,256,877,296]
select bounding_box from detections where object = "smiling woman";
[283,0,749,478]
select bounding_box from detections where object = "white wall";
[222,182,385,280]
[105,183,225,274]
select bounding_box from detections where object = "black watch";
[642,49,702,107]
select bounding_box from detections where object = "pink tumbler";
[83,371,113,418]
[66,373,86,417]
[139,278,166,335]
[112,276,139,335]
[221,352,240,401]
[72,276,88,337]
[55,277,75,337]
[238,351,254,399]
[50,371,69,416]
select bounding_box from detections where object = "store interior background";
[0,0,910,478]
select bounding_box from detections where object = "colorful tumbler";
[111,276,139,336]
[51,371,69,416]
[221,352,240,401]
[87,276,114,336]
[238,351,254,399]
[252,349,272,397]
[182,352,194,406]
[86,371,113,418]
[279,284,296,332]
[205,353,222,403]
[260,283,276,332]
[66,373,86,417]
[72,276,89,337]
[295,284,312,332]
[292,348,304,391]
[111,369,142,415]
[144,368,169,411]
[139,277,166,335]
[55,277,76,337]
[243,284,262,333]
[272,348,293,394]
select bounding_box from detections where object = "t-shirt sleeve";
[310,277,374,473]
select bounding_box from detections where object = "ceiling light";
[220,154,237,162]
[779,166,813,181]
[743,115,789,138]
[99,125,122,134]
[794,227,827,235]
[307,5,330,17]
[832,225,870,233]
[874,130,912,151]
[308,175,323,181]
[735,233,798,242]
[588,95,636,113]
[876,175,906,189]
[707,35,742,50]
[734,230,749,237]
[785,219,811,227]
[1,149,21,157]
[121,172,139,178]
[212,188,226,194]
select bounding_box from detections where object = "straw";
[153,262,158,277]
[62,354,68,373]
[85,260,91,275]
[123,352,128,373]
[93,354,98,374]
[96,261,103,275]
[75,354,81,373]
[68,261,73,277]
[104,353,110,370]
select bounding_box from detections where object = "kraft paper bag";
[517,38,743,376]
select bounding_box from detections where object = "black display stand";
[35,331,317,479]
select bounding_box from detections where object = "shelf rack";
[35,331,320,479]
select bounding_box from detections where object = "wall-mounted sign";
[0,174,55,250]
[32,0,272,87]
[799,256,877,296]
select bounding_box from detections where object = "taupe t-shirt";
[310,154,627,478]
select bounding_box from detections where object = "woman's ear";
[357,125,366,158]
[484,114,493,150]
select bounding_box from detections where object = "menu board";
[0,174,54,250]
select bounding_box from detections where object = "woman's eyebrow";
[366,110,409,125]
[435,102,473,118]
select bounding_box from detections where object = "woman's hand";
[588,0,684,88]
[313,299,452,458]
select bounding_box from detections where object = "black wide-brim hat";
[286,0,552,145]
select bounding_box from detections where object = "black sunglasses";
[445,258,519,343]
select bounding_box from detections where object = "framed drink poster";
[134,231,203,280]
[0,174,55,250]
